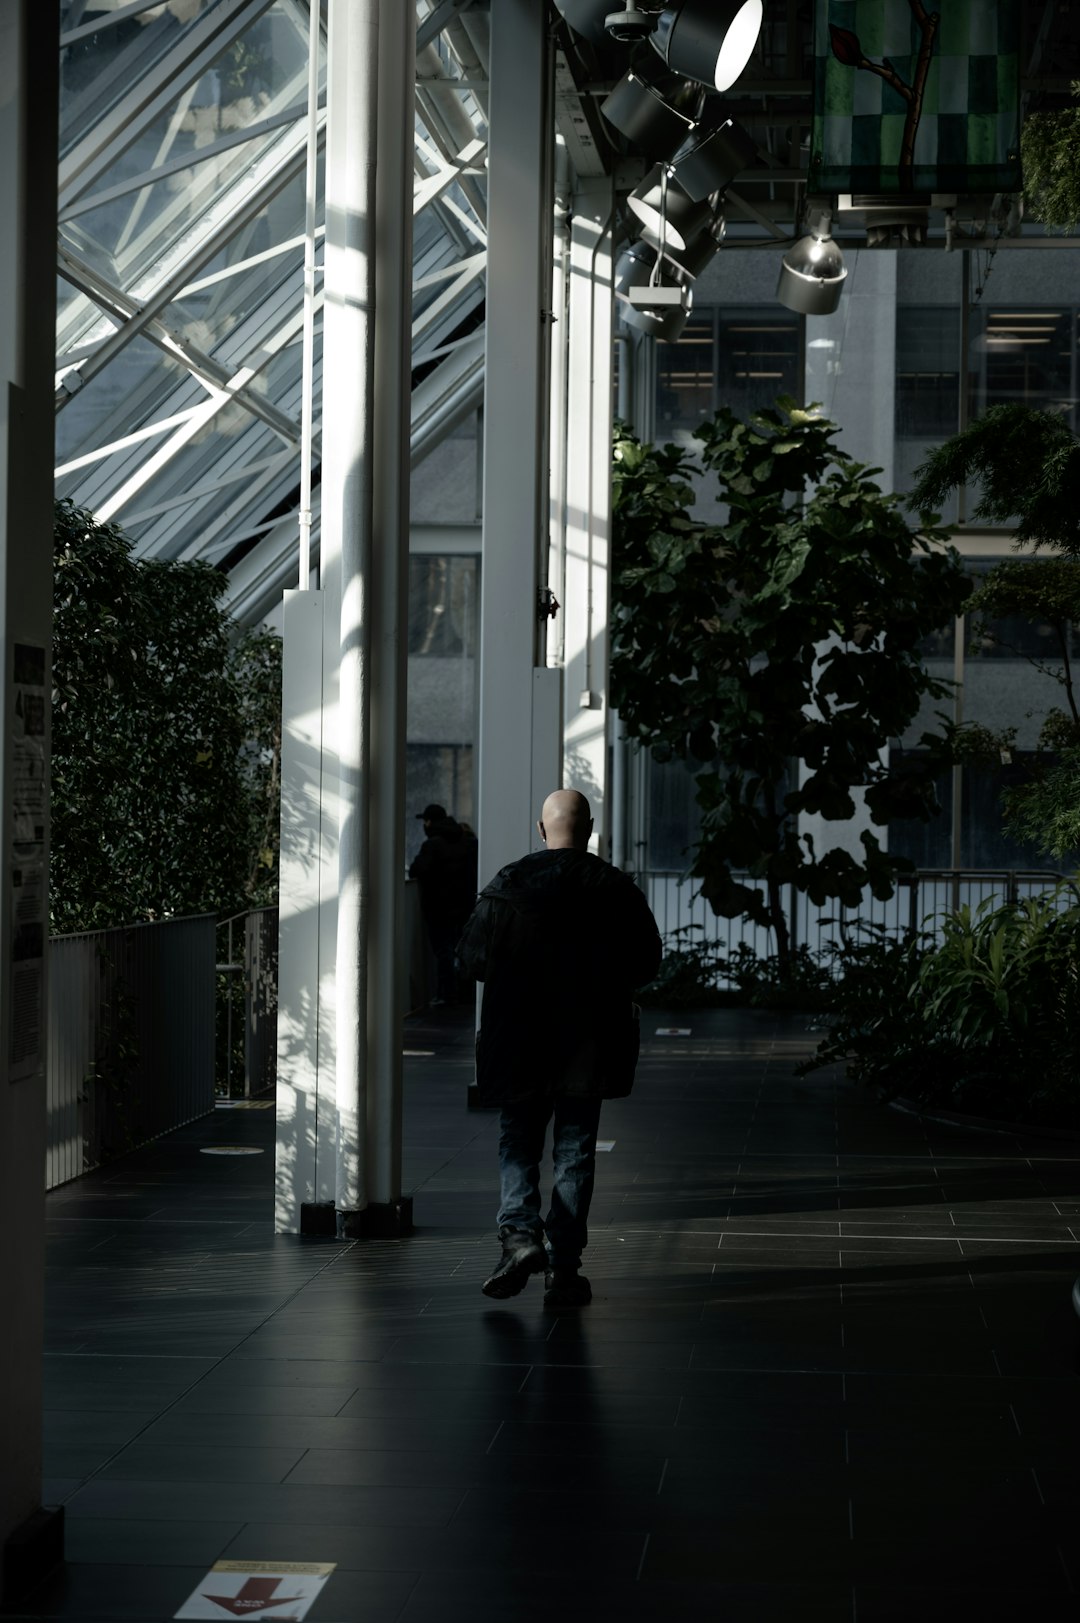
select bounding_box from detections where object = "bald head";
[538,789,593,851]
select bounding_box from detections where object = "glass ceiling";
[55,0,490,625]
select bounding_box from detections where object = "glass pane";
[408,556,478,658]
[647,756,703,872]
[969,305,1074,426]
[961,758,1070,870]
[406,555,479,862]
[656,316,714,434]
[965,561,1064,661]
[895,307,959,440]
[410,413,480,525]
[887,749,952,869]
[63,3,310,297]
[60,0,231,156]
[405,746,474,865]
[55,334,197,480]
[716,309,801,417]
[121,415,290,557]
[167,167,316,359]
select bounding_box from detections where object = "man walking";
[456,790,662,1309]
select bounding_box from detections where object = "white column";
[326,0,378,1227]
[276,0,411,1236]
[476,0,554,886]
[562,182,615,854]
[0,0,62,1596]
[274,588,336,1232]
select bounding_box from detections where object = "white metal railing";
[636,868,1074,969]
[47,914,216,1191]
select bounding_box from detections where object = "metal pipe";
[365,0,414,1212]
[298,0,322,591]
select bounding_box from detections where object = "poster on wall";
[9,643,47,1083]
[809,0,1022,196]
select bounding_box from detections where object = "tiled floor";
[18,1007,1080,1621]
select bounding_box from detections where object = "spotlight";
[776,209,847,316]
[656,209,725,277]
[650,0,764,93]
[627,164,713,253]
[601,61,705,161]
[614,241,692,342]
[667,114,758,202]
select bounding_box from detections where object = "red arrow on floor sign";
[202,1578,303,1616]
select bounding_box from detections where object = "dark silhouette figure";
[456,790,662,1309]
[409,803,478,1004]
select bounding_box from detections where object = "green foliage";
[801,893,1080,1128]
[51,499,282,933]
[611,401,971,965]
[1021,82,1080,231]
[636,927,834,1010]
[907,405,1080,554]
[636,925,727,1007]
[1000,748,1080,859]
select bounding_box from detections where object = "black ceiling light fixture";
[667,112,758,202]
[614,240,693,343]
[776,207,847,316]
[649,0,764,93]
[627,164,714,252]
[601,59,705,161]
[655,207,726,276]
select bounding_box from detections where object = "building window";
[969,306,1076,430]
[895,307,960,440]
[656,307,802,434]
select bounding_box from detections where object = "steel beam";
[477,0,555,887]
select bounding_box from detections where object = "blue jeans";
[497,1094,603,1271]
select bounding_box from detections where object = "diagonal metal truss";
[55,0,489,619]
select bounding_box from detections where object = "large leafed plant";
[611,400,971,968]
[51,499,281,934]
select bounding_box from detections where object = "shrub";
[801,892,1080,1128]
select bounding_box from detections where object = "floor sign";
[174,1561,335,1620]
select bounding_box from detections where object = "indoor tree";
[611,400,971,970]
[51,498,282,933]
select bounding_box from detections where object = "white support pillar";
[326,0,377,1231]
[476,0,555,887]
[275,0,412,1236]
[0,0,63,1601]
[562,182,615,854]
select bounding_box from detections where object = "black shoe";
[543,1268,592,1310]
[482,1228,547,1299]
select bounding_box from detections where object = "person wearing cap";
[409,802,478,1004]
[456,789,662,1309]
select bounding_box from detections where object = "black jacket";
[409,816,478,926]
[456,848,662,1106]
